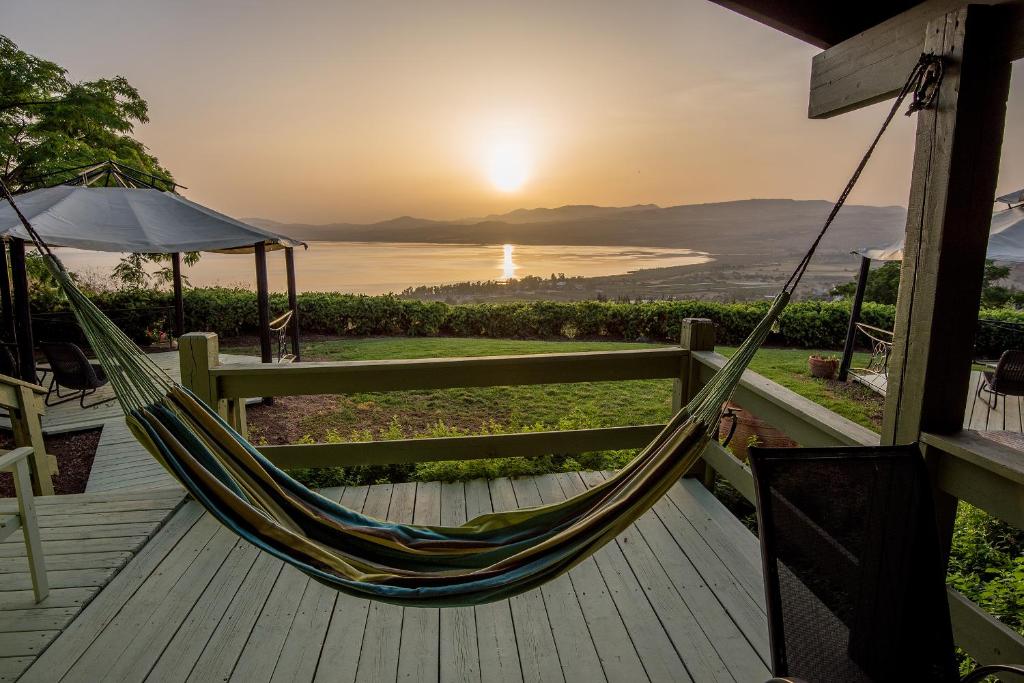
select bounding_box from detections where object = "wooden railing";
[178,320,1024,668]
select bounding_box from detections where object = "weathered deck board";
[2,491,189,682]
[22,475,769,682]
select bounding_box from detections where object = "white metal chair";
[0,446,48,602]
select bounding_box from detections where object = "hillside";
[246,199,906,258]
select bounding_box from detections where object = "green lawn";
[720,346,881,431]
[224,337,881,455]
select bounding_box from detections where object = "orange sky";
[5,0,1023,224]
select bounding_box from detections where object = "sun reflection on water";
[501,243,516,281]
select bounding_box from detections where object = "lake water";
[54,241,710,294]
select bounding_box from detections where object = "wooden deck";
[853,369,1024,433]
[0,489,185,681]
[19,472,771,683]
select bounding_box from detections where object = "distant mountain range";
[246,199,906,257]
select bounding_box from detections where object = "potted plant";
[808,354,840,379]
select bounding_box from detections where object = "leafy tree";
[112,252,200,291]
[0,35,172,189]
[1,35,196,288]
[830,261,903,305]
[832,259,1016,307]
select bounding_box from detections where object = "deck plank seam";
[591,471,720,683]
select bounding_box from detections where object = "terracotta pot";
[808,355,839,380]
[718,402,796,462]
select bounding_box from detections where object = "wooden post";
[838,255,871,382]
[675,318,716,412]
[285,247,300,361]
[178,332,220,408]
[882,6,1011,445]
[254,243,273,406]
[171,252,185,339]
[8,239,36,384]
[677,318,715,479]
[254,244,272,364]
[0,242,15,342]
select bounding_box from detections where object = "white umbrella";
[854,204,1024,263]
[0,185,303,254]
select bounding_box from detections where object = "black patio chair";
[749,445,1024,683]
[976,350,1024,429]
[39,341,116,408]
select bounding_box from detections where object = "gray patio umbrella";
[0,185,303,254]
[853,204,1024,262]
[0,182,306,382]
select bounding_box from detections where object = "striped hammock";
[1,55,935,607]
[47,249,789,606]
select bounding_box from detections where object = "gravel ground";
[0,428,101,496]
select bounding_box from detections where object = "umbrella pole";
[171,253,185,340]
[285,247,300,361]
[838,255,871,382]
[9,239,36,383]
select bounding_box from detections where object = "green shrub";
[30,287,1024,356]
[947,503,1024,635]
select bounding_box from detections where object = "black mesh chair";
[749,445,1024,683]
[39,342,115,408]
[977,350,1024,429]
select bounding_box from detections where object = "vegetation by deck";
[21,473,770,683]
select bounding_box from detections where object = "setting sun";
[486,140,530,192]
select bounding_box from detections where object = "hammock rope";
[0,54,940,607]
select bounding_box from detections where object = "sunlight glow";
[486,140,530,192]
[501,243,516,280]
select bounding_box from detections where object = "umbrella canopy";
[854,204,1024,263]
[0,186,303,254]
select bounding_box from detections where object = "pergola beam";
[808,0,1024,119]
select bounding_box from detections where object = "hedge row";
[28,287,1024,357]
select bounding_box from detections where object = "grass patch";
[719,346,882,432]
[225,337,884,487]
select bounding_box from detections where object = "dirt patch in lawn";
[0,428,101,496]
[830,379,885,429]
[245,391,511,445]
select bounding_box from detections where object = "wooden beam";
[284,247,300,361]
[170,253,184,339]
[707,0,923,50]
[808,0,1024,118]
[882,6,1013,444]
[212,347,687,399]
[177,332,220,408]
